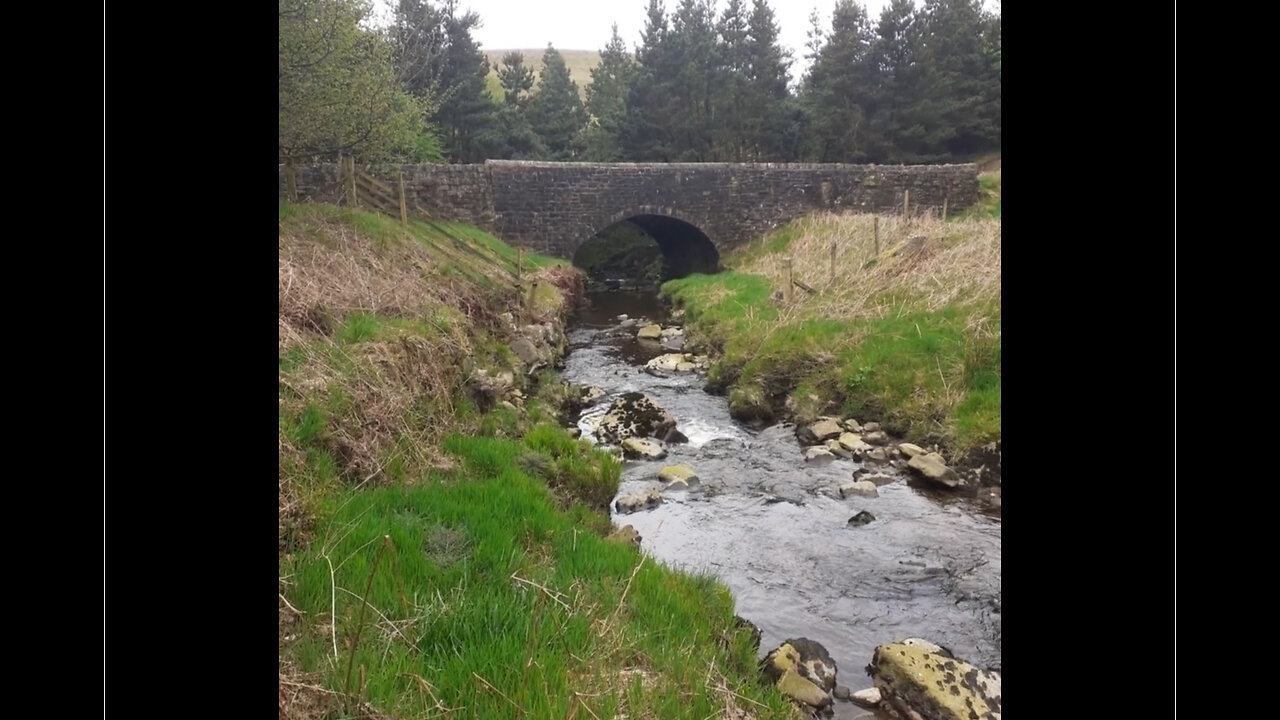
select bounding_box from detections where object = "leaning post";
[284,158,297,202]
[782,257,794,303]
[398,171,408,228]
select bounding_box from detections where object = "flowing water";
[561,292,1001,719]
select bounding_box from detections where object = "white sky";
[459,0,894,66]
[371,1,997,77]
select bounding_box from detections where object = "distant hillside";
[483,49,602,102]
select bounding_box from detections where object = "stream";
[560,291,1001,719]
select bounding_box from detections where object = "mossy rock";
[868,643,1001,720]
[729,383,774,426]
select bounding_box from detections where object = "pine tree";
[583,24,638,161]
[666,0,719,160]
[423,0,500,162]
[801,0,877,162]
[911,0,996,158]
[866,0,922,161]
[526,45,588,159]
[497,51,535,106]
[743,0,794,160]
[712,0,750,160]
[620,0,678,160]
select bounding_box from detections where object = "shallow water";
[562,292,1001,717]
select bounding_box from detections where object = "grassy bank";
[663,176,1001,455]
[278,203,796,719]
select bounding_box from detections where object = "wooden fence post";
[873,216,880,255]
[284,159,297,202]
[941,196,949,222]
[903,189,910,219]
[398,171,408,227]
[782,257,794,303]
[345,156,357,206]
[830,242,837,282]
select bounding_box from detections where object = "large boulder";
[866,643,1001,720]
[636,324,663,339]
[759,638,838,711]
[907,452,962,488]
[596,392,677,444]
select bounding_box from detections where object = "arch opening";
[571,214,721,293]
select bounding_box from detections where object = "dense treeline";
[279,0,999,164]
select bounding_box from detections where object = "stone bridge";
[280,160,979,276]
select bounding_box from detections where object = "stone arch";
[573,206,721,288]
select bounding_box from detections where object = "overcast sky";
[461,0,894,64]
[372,1,997,77]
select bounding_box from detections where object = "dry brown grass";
[739,212,1002,322]
[279,212,528,552]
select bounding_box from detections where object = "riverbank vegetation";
[278,202,797,720]
[663,174,1001,455]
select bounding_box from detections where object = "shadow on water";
[562,291,1001,719]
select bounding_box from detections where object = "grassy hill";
[483,48,602,102]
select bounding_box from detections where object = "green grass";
[663,212,1001,451]
[281,430,794,719]
[280,202,796,720]
[974,172,1001,218]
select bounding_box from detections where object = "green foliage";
[582,25,638,161]
[663,218,1001,450]
[282,430,794,718]
[497,50,535,106]
[527,45,588,159]
[278,0,427,161]
[338,312,380,344]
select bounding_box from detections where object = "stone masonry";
[280,160,979,259]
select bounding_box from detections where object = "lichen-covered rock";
[897,443,925,458]
[826,439,853,459]
[646,353,685,372]
[621,437,667,460]
[760,638,838,711]
[659,463,699,486]
[864,430,889,446]
[865,448,889,464]
[841,418,864,433]
[636,323,662,339]
[728,383,774,426]
[606,525,641,547]
[579,385,607,406]
[866,643,1001,720]
[838,432,873,453]
[805,446,836,463]
[839,480,879,498]
[798,418,844,445]
[509,336,543,366]
[850,687,881,708]
[597,392,677,444]
[614,486,662,514]
[907,452,961,488]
